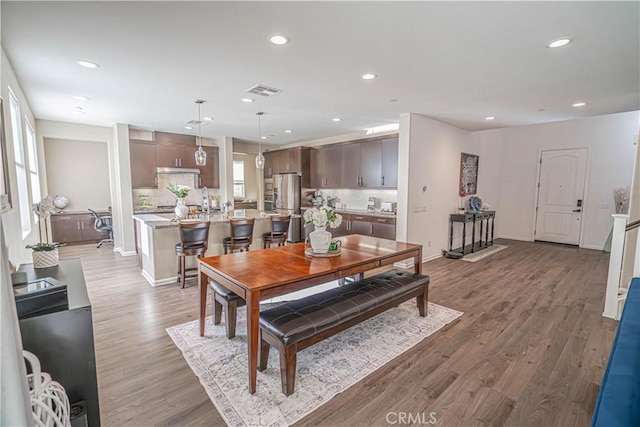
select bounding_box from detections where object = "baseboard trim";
[424,253,442,262]
[114,247,137,257]
[393,252,442,270]
[141,269,177,287]
[581,244,604,251]
[499,235,533,242]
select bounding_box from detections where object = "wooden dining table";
[198,234,423,394]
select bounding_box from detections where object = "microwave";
[264,178,274,193]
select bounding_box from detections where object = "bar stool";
[209,279,246,339]
[262,214,291,249]
[222,218,255,254]
[175,221,210,288]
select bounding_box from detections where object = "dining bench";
[258,269,430,396]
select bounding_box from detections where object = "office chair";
[88,209,113,248]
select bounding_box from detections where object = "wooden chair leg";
[213,297,223,325]
[225,300,238,339]
[177,255,181,283]
[417,284,429,317]
[180,256,186,288]
[281,344,297,396]
[259,332,270,371]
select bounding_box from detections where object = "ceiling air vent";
[186,120,209,126]
[246,84,283,97]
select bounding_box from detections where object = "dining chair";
[222,218,255,254]
[209,279,246,339]
[262,214,291,248]
[175,221,210,288]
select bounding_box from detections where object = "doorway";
[534,148,588,245]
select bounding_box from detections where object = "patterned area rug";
[167,301,462,427]
[462,244,507,262]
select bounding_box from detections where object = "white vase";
[32,248,59,269]
[175,198,188,219]
[309,226,332,254]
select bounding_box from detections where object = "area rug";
[167,301,463,427]
[462,244,507,262]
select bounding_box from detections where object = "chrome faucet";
[201,187,210,214]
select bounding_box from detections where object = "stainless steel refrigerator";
[273,172,301,242]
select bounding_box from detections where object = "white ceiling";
[2,1,639,145]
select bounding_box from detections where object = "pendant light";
[194,99,207,166]
[255,112,265,169]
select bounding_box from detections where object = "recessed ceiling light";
[77,60,99,69]
[485,116,496,120]
[572,102,587,107]
[332,118,342,122]
[74,107,85,114]
[242,98,255,103]
[261,136,267,140]
[361,73,377,80]
[74,96,89,101]
[270,35,290,45]
[184,126,193,130]
[284,130,292,134]
[546,38,572,49]
[203,117,213,121]
[390,99,398,103]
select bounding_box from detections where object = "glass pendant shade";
[255,153,265,169]
[194,99,206,166]
[255,111,265,169]
[195,146,207,166]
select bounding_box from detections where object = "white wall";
[0,17,32,424]
[43,138,111,211]
[475,111,639,249]
[400,113,475,260]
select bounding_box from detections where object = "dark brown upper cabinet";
[381,138,398,188]
[312,145,342,188]
[130,141,158,188]
[197,146,220,188]
[263,147,311,186]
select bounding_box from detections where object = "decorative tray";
[304,247,342,258]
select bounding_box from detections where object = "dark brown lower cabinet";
[51,212,110,245]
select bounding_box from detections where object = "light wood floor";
[59,239,617,426]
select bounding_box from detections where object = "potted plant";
[166,182,190,219]
[303,206,343,253]
[26,196,65,268]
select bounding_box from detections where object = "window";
[25,120,41,221]
[8,87,31,237]
[233,160,245,198]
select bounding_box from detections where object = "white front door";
[535,148,588,245]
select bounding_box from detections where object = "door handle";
[382,176,385,186]
[572,209,582,212]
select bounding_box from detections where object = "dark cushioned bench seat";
[259,269,430,396]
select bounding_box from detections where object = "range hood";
[156,167,200,175]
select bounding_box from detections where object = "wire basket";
[24,351,71,427]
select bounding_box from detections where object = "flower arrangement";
[166,182,190,198]
[304,206,343,229]
[26,196,64,252]
[458,190,467,211]
[614,186,630,214]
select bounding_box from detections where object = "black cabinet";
[18,259,100,427]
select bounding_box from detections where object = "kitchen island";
[132,210,292,286]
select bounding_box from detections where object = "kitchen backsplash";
[303,188,398,211]
[132,173,222,209]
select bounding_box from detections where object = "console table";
[18,259,100,426]
[448,211,496,255]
